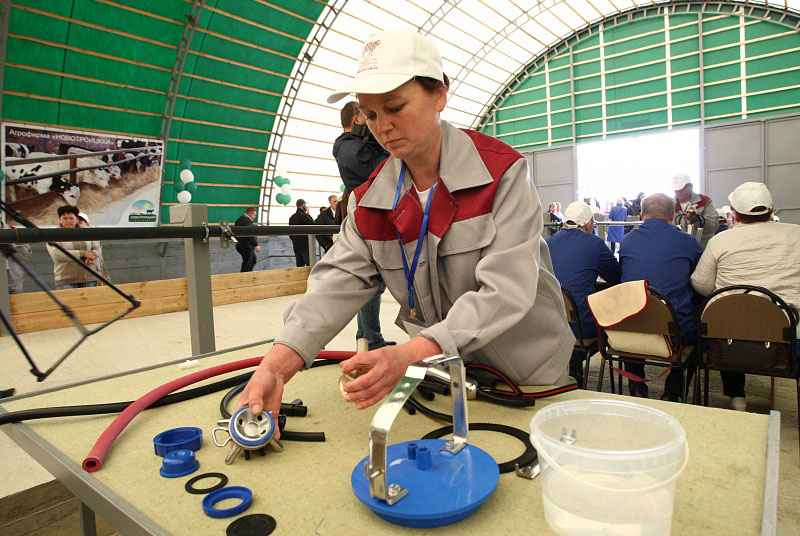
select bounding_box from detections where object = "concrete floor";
[1,292,798,534]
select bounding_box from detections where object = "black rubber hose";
[476,389,536,407]
[0,372,254,426]
[404,396,453,422]
[421,422,538,474]
[280,430,326,442]
[219,382,308,419]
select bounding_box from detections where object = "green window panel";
[4,68,62,99]
[108,0,188,22]
[672,70,701,90]
[672,87,701,106]
[168,121,271,151]
[176,79,282,113]
[65,26,174,69]
[3,94,60,125]
[188,56,289,95]
[606,78,666,102]
[60,54,170,93]
[575,106,602,122]
[193,34,296,76]
[673,104,701,123]
[187,185,261,205]
[163,163,263,186]
[746,51,800,75]
[669,20,699,40]
[605,46,666,72]
[495,116,547,136]
[605,32,665,57]
[9,7,70,42]
[551,110,572,125]
[551,125,573,141]
[573,34,600,52]
[704,98,742,118]
[516,72,546,92]
[550,81,571,97]
[704,63,741,83]
[6,38,68,68]
[705,80,741,100]
[13,0,73,16]
[748,105,800,118]
[606,62,665,86]
[549,56,571,70]
[71,2,183,46]
[702,16,739,33]
[510,130,548,148]
[703,27,740,50]
[748,88,800,110]
[607,94,667,117]
[747,34,800,58]
[166,144,266,169]
[218,0,317,40]
[496,102,547,122]
[179,99,275,132]
[574,75,601,92]
[205,13,307,59]
[575,91,602,107]
[745,20,790,40]
[606,110,668,133]
[549,66,571,84]
[576,120,603,137]
[747,70,800,93]
[703,46,740,67]
[576,134,603,143]
[574,61,600,78]
[551,96,572,112]
[263,0,325,21]
[670,37,699,56]
[499,87,546,108]
[57,103,161,135]
[671,55,700,73]
[605,17,664,43]
[574,47,600,64]
[59,78,163,115]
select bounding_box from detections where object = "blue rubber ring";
[229,408,274,448]
[153,427,203,457]
[202,486,253,519]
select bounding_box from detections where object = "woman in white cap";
[691,182,800,411]
[47,206,101,289]
[239,29,573,421]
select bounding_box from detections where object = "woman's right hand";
[236,344,304,439]
[84,251,97,263]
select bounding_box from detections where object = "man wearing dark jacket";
[235,207,260,272]
[289,199,315,267]
[314,195,337,253]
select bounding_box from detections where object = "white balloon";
[280,184,291,195]
[177,190,192,204]
[180,169,194,184]
[275,167,287,179]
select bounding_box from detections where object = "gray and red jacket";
[673,191,719,249]
[277,122,573,386]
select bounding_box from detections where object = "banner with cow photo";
[1,123,163,227]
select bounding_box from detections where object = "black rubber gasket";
[421,422,537,474]
[185,472,229,495]
[227,513,277,535]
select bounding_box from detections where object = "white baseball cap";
[728,182,773,216]
[327,29,444,104]
[77,212,90,224]
[563,201,595,228]
[671,173,692,191]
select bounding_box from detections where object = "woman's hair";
[57,205,79,217]
[734,209,772,224]
[414,74,450,93]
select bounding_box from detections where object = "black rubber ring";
[227,513,277,535]
[185,472,229,494]
[420,422,537,474]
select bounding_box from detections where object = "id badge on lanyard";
[392,162,437,333]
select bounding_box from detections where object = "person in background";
[76,212,109,281]
[235,207,260,272]
[546,202,562,237]
[714,209,729,234]
[607,198,628,254]
[314,195,337,253]
[554,202,564,222]
[2,218,31,294]
[619,193,703,402]
[288,199,315,267]
[546,201,620,387]
[628,192,645,219]
[672,174,718,248]
[691,182,800,412]
[47,206,101,290]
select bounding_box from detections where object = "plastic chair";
[696,286,798,440]
[593,285,695,401]
[560,285,605,390]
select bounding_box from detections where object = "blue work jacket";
[619,218,702,337]
[546,229,621,338]
[607,204,628,242]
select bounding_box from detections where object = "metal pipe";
[0,225,340,244]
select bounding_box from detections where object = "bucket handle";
[531,436,690,494]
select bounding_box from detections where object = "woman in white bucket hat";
[239,29,573,423]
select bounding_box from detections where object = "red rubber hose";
[82,350,355,472]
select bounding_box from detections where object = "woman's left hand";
[340,336,441,410]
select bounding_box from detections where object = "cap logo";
[363,39,381,56]
[358,39,381,74]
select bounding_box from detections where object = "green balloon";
[185,181,198,195]
[174,180,185,193]
[339,183,345,192]
[283,177,290,185]
[284,194,291,205]
[180,158,192,169]
[274,176,284,187]
[275,193,285,205]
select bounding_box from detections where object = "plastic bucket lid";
[530,399,687,484]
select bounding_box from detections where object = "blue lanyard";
[391,162,437,315]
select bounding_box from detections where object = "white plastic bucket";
[530,399,688,536]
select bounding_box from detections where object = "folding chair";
[591,283,695,401]
[560,285,609,390]
[696,286,798,447]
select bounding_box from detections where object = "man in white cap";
[672,173,718,248]
[691,182,800,411]
[546,201,620,386]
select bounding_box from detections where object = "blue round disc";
[351,439,499,528]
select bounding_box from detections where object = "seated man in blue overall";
[547,201,621,386]
[619,193,703,402]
